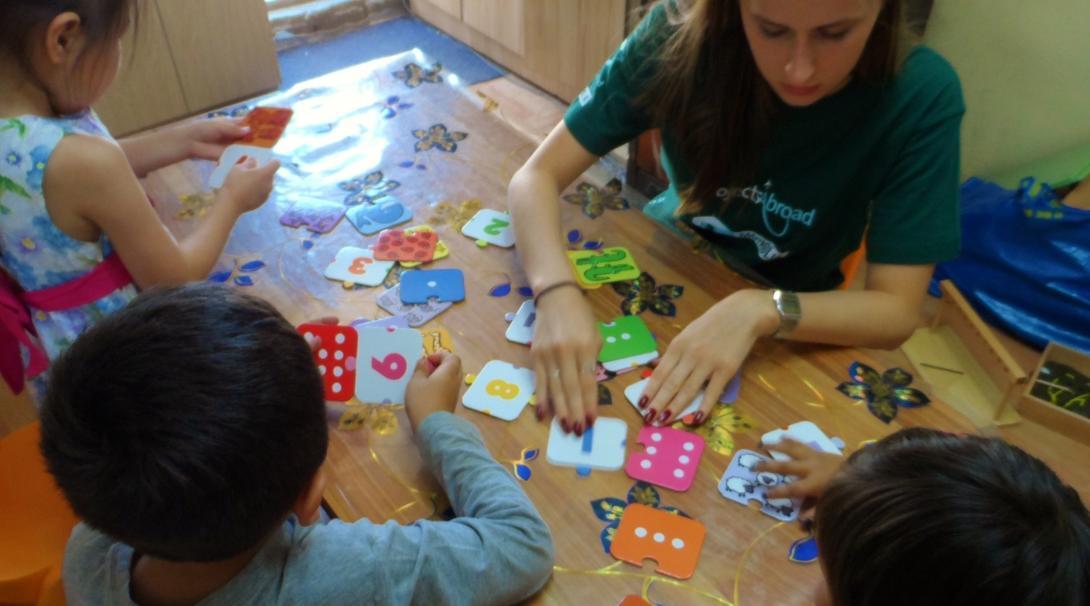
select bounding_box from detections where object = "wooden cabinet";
[410,0,627,103]
[95,0,280,136]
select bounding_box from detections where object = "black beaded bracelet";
[532,280,582,306]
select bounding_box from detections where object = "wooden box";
[1019,342,1090,444]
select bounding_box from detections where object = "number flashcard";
[718,449,800,522]
[373,228,439,262]
[324,247,394,287]
[624,378,704,421]
[209,144,276,188]
[399,269,465,304]
[241,106,293,148]
[346,198,413,235]
[760,421,842,462]
[461,208,515,248]
[298,323,357,402]
[625,427,705,492]
[610,503,706,580]
[598,316,658,372]
[546,416,627,471]
[505,300,536,345]
[354,326,423,405]
[461,360,535,421]
[568,247,640,287]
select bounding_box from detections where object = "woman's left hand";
[180,117,250,162]
[638,289,779,426]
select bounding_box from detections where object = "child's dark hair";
[39,283,328,562]
[0,0,139,70]
[816,428,1090,606]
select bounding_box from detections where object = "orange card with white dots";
[298,324,357,402]
[373,228,438,262]
[241,107,293,148]
[610,504,706,579]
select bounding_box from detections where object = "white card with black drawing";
[760,421,842,462]
[461,360,535,421]
[505,300,536,345]
[546,416,627,471]
[354,326,423,405]
[209,144,276,189]
[718,449,800,522]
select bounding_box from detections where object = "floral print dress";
[0,112,137,399]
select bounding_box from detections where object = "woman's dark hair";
[0,0,139,71]
[816,428,1090,606]
[40,284,328,562]
[638,0,906,214]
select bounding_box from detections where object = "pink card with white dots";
[298,324,357,402]
[625,426,705,492]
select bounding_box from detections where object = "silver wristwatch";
[771,289,801,338]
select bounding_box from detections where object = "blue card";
[400,269,465,304]
[346,198,413,235]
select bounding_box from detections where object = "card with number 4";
[354,327,423,405]
[324,247,394,287]
[298,323,357,402]
[462,208,515,248]
[462,360,535,421]
[209,144,276,189]
[568,247,640,287]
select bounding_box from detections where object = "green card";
[598,316,657,366]
[568,247,641,285]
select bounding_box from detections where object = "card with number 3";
[324,247,394,286]
[355,327,423,405]
[462,360,535,420]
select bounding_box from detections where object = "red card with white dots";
[298,324,357,402]
[373,228,438,262]
[625,426,705,492]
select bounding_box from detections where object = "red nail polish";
[560,419,570,432]
[536,404,545,420]
[638,396,649,409]
[586,414,595,428]
[657,410,670,423]
[574,423,584,436]
[644,409,656,424]
[693,411,705,424]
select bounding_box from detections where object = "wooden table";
[141,53,977,605]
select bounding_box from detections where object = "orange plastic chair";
[839,242,867,289]
[0,422,77,606]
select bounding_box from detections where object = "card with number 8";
[462,360,535,421]
[298,323,357,402]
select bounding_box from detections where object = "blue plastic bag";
[932,177,1090,352]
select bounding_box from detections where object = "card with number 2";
[354,327,423,405]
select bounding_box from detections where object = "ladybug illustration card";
[373,228,439,262]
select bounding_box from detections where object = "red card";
[241,107,293,148]
[298,323,357,402]
[619,597,652,606]
[373,229,438,262]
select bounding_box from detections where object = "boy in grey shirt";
[40,284,554,605]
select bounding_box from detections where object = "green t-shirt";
[564,6,965,291]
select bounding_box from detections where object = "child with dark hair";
[39,284,554,605]
[759,428,1090,606]
[0,0,278,401]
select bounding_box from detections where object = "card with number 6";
[355,327,423,405]
[462,360,535,421]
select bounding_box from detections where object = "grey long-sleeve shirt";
[63,413,555,605]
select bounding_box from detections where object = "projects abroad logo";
[716,181,816,238]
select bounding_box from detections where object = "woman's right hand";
[221,156,280,213]
[531,285,601,435]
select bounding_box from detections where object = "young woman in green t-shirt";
[508,0,964,435]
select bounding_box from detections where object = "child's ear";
[43,12,85,65]
[292,467,327,526]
